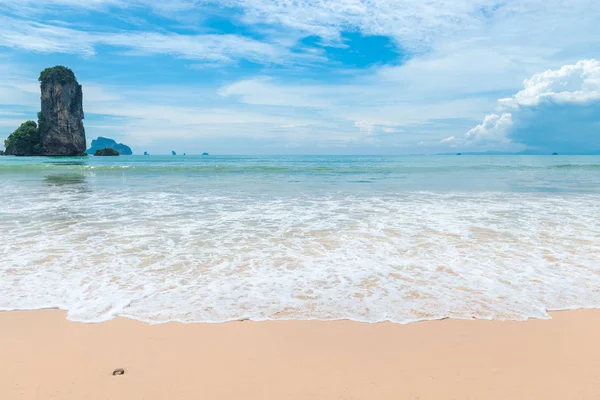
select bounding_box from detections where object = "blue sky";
[1,0,600,155]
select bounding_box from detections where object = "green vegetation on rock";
[94,147,120,156]
[4,121,41,156]
[39,66,77,87]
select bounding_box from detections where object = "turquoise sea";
[1,155,599,323]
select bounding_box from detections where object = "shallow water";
[1,155,599,323]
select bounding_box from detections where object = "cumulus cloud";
[459,59,600,153]
[502,59,600,108]
[464,113,513,142]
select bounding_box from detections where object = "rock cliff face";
[87,137,132,155]
[37,66,87,156]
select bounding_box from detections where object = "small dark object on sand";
[112,368,125,376]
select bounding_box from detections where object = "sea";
[1,155,599,324]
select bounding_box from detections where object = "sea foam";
[2,165,599,324]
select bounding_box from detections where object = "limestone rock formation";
[87,137,132,155]
[38,66,87,156]
[3,66,87,156]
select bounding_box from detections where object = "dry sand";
[1,309,599,399]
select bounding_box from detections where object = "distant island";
[437,150,587,156]
[87,137,132,155]
[3,66,86,156]
[94,148,119,156]
[202,152,209,156]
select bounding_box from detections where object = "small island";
[94,148,119,156]
[202,152,209,156]
[87,137,132,155]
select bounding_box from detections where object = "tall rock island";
[38,67,86,156]
[4,66,87,156]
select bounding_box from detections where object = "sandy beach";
[0,310,599,399]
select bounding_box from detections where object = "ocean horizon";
[2,154,599,324]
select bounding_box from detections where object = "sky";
[1,0,600,155]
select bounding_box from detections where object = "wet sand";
[1,309,599,399]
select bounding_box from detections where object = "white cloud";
[218,73,497,138]
[192,0,600,58]
[225,0,491,48]
[218,78,336,108]
[220,0,580,51]
[2,1,600,153]
[0,0,125,10]
[6,0,600,56]
[2,0,501,46]
[501,59,600,108]
[460,59,600,152]
[0,16,322,66]
[105,32,318,65]
[465,113,513,142]
[0,18,97,56]
[353,120,377,136]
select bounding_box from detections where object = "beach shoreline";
[1,309,599,399]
